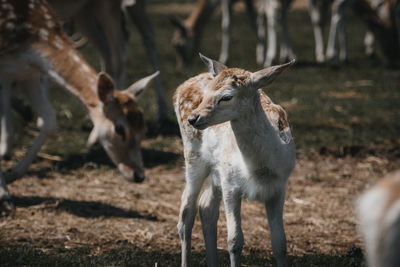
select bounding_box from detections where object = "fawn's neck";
[34,39,103,123]
[230,91,282,173]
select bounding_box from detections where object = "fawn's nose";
[188,114,199,126]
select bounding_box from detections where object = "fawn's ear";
[199,53,228,77]
[87,126,99,147]
[97,72,116,103]
[251,59,295,89]
[124,71,159,99]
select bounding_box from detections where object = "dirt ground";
[1,141,399,260]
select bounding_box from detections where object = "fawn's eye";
[218,95,233,104]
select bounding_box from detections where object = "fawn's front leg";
[222,187,243,267]
[265,191,287,267]
[178,159,209,267]
[199,178,222,266]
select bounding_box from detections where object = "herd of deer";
[0,0,399,266]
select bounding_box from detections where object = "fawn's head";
[188,54,294,130]
[91,72,159,183]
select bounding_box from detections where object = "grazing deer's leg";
[363,0,386,58]
[219,0,232,64]
[364,31,375,56]
[72,4,127,88]
[222,187,243,267]
[265,192,287,267]
[72,9,110,70]
[0,90,12,211]
[5,75,56,183]
[199,178,222,266]
[0,162,13,212]
[245,0,258,31]
[0,80,13,160]
[265,0,279,67]
[396,1,400,44]
[309,0,330,63]
[326,0,351,65]
[128,0,169,123]
[178,159,210,267]
[256,1,267,65]
[94,0,128,89]
[309,0,324,63]
[338,15,347,62]
[36,75,50,129]
[279,0,295,63]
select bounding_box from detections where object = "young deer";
[173,54,295,267]
[0,0,158,211]
[357,170,400,267]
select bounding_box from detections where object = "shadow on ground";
[49,145,181,172]
[10,196,158,221]
[0,245,365,266]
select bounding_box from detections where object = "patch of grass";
[306,175,323,183]
[9,8,399,163]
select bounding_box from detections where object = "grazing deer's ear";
[87,126,99,147]
[169,16,187,37]
[97,72,116,103]
[251,59,295,89]
[199,53,228,77]
[125,71,159,99]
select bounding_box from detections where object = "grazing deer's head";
[0,0,159,189]
[90,72,159,183]
[170,17,196,67]
[188,54,294,130]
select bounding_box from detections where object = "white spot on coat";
[82,64,90,73]
[72,54,80,63]
[39,28,48,40]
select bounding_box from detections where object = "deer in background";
[169,0,331,67]
[170,0,258,66]
[0,0,158,212]
[256,0,300,66]
[174,54,295,266]
[47,0,169,122]
[357,170,400,267]
[325,0,400,66]
[1,0,170,166]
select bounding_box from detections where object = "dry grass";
[1,145,398,260]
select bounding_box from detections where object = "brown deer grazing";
[1,0,170,163]
[0,0,158,211]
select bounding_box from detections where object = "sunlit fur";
[174,55,295,267]
[357,170,400,267]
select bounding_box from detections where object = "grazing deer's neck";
[34,41,103,121]
[229,91,281,172]
[1,0,103,122]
